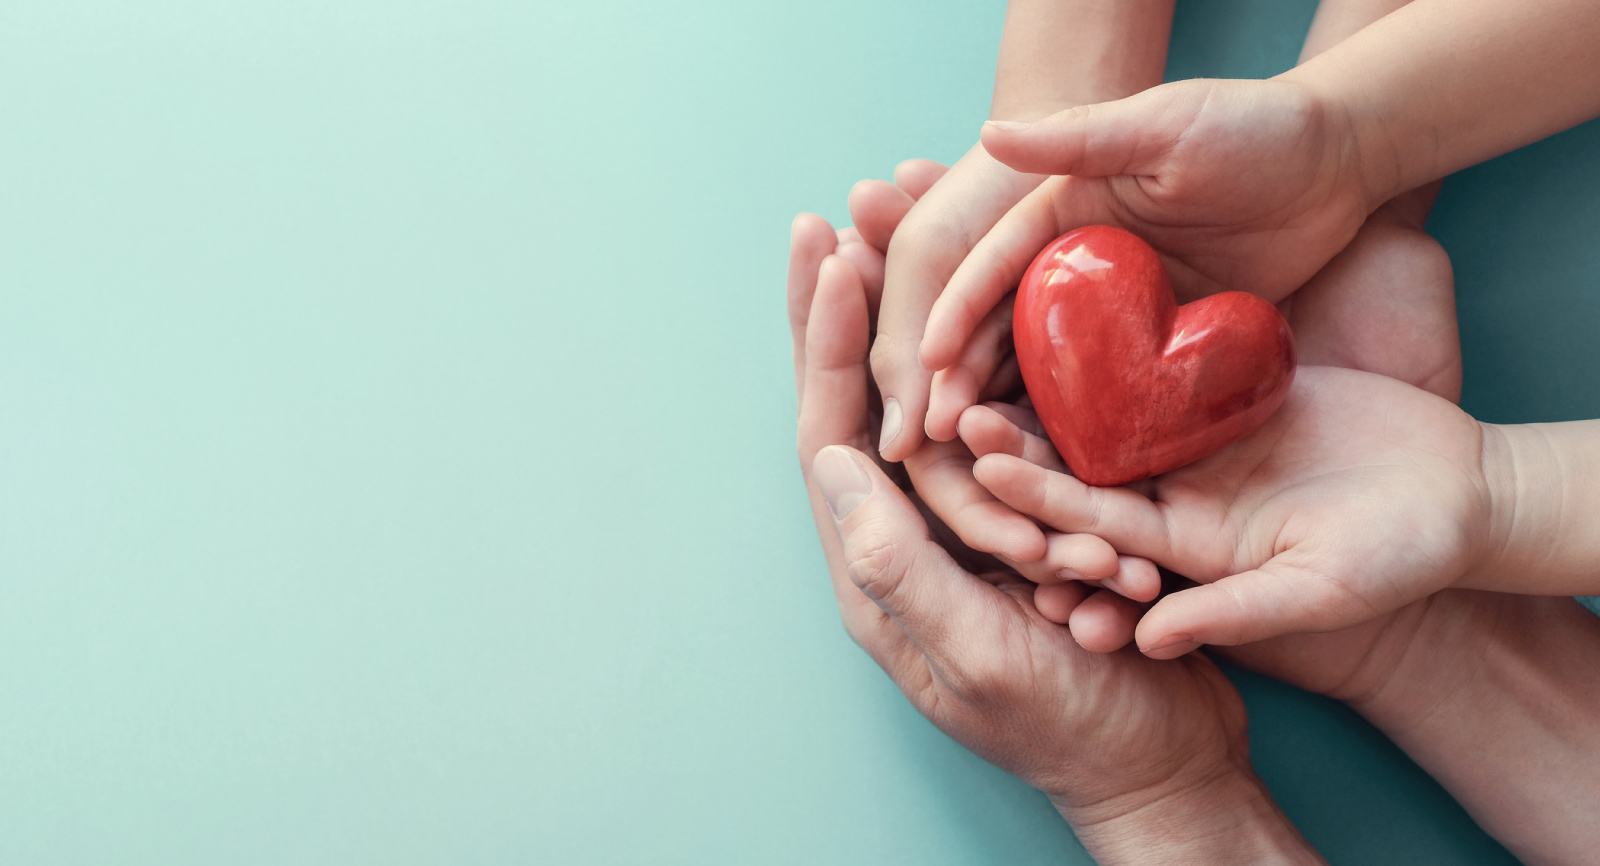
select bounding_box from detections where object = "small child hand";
[957,401,1163,652]
[922,77,1373,396]
[971,366,1496,658]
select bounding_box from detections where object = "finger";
[918,176,1092,372]
[796,260,909,668]
[1023,533,1161,602]
[1033,580,1090,625]
[1134,559,1367,659]
[1067,589,1142,653]
[1101,556,1162,603]
[905,439,1047,564]
[984,401,1049,439]
[798,256,872,463]
[972,453,1174,562]
[975,353,1022,403]
[1041,532,1119,582]
[874,145,1046,464]
[926,295,1014,442]
[815,444,1007,672]
[957,404,1066,473]
[894,158,950,199]
[848,179,916,253]
[836,226,864,245]
[834,240,886,312]
[978,83,1195,178]
[788,213,838,402]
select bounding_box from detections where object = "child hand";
[970,366,1497,658]
[955,400,1161,651]
[865,145,1049,462]
[921,78,1374,385]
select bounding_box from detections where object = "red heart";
[1013,226,1295,487]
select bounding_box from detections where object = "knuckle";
[1081,486,1107,531]
[843,514,912,603]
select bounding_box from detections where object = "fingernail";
[814,446,872,521]
[985,119,1031,132]
[878,398,903,454]
[1055,568,1086,583]
[1143,635,1200,658]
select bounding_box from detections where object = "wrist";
[1466,421,1570,592]
[1344,591,1600,865]
[1273,67,1406,214]
[1471,422,1521,589]
[991,0,1173,122]
[1057,760,1324,866]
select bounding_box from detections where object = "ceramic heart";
[1013,225,1295,487]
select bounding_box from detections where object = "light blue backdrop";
[3,0,1596,862]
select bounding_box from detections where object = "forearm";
[992,0,1174,120]
[1350,592,1600,866]
[1061,764,1325,866]
[1278,0,1600,204]
[1299,0,1413,61]
[1475,419,1600,595]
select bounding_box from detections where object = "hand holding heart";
[920,78,1372,429]
[1014,226,1295,486]
[971,365,1499,657]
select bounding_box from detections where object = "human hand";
[1284,186,1460,400]
[789,212,1323,866]
[871,0,1178,463]
[869,144,1047,462]
[970,365,1499,657]
[921,78,1374,383]
[844,164,1163,649]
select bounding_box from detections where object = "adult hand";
[788,212,1324,865]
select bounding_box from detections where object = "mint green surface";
[3,0,1591,862]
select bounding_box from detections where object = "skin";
[924,0,1600,393]
[792,0,1600,861]
[789,219,1324,866]
[972,365,1494,653]
[799,228,1600,864]
[864,0,1463,619]
[872,0,1176,465]
[845,168,1161,654]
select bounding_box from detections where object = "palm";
[1142,366,1489,638]
[1284,193,1461,399]
[913,573,1248,801]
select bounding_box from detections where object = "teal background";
[2,0,1595,862]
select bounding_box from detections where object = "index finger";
[788,213,838,402]
[920,175,1119,373]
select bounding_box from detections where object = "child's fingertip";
[984,119,1032,133]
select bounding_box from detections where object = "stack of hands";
[790,1,1600,863]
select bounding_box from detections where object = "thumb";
[980,83,1197,178]
[813,445,999,665]
[1133,560,1370,659]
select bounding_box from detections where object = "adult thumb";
[813,445,995,663]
